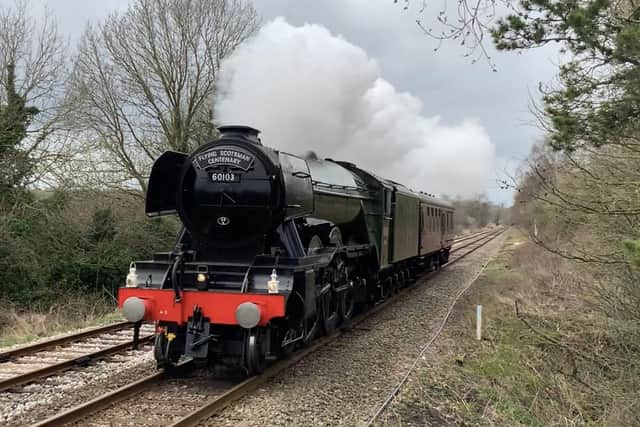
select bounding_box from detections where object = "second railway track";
[0,322,154,392]
[452,228,495,244]
[34,227,506,427]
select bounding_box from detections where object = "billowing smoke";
[215,18,495,197]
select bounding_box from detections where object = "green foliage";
[90,208,117,243]
[0,63,39,206]
[462,239,640,425]
[622,238,640,268]
[492,1,640,152]
[471,340,544,426]
[502,1,640,321]
[0,191,178,307]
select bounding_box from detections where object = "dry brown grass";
[384,230,640,426]
[0,295,121,348]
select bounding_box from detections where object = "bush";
[0,189,178,308]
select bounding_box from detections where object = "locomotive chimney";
[217,125,262,145]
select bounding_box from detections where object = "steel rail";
[452,228,494,244]
[452,229,487,242]
[0,321,132,362]
[363,227,508,426]
[453,228,490,240]
[36,228,506,427]
[0,334,154,392]
[450,228,501,255]
[32,363,175,427]
[170,333,341,427]
[35,296,405,427]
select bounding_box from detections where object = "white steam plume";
[215,18,495,197]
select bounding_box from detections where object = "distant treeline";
[445,196,509,232]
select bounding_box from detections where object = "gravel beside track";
[0,325,156,426]
[71,371,236,427]
[202,232,507,426]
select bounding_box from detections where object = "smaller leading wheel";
[243,329,267,375]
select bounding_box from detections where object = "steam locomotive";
[119,126,454,374]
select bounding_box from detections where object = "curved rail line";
[34,228,506,427]
[453,229,488,242]
[452,228,495,244]
[0,322,153,391]
[451,229,500,256]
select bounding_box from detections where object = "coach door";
[440,209,446,245]
[380,188,393,267]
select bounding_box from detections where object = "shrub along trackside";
[384,231,640,426]
[0,191,178,342]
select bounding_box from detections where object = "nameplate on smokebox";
[193,148,254,171]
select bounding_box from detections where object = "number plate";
[210,172,241,183]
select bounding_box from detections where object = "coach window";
[431,208,435,231]
[428,208,432,231]
[433,209,436,231]
[426,208,429,231]
[433,208,436,231]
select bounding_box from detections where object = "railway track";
[452,228,495,244]
[0,322,154,392]
[450,229,502,258]
[34,227,506,427]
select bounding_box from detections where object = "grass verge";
[382,230,640,426]
[0,294,122,348]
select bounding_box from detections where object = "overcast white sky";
[41,0,560,205]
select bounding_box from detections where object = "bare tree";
[397,0,511,68]
[0,0,69,199]
[509,139,640,319]
[69,0,258,194]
